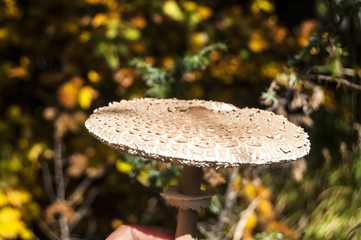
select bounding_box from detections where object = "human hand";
[106,224,174,240]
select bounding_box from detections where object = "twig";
[232,191,266,240]
[54,134,66,200]
[69,187,100,231]
[59,214,70,240]
[345,221,361,240]
[67,164,108,204]
[36,220,59,240]
[67,177,93,204]
[41,161,56,202]
[214,167,240,238]
[53,133,71,240]
[198,222,218,240]
[341,68,356,77]
[84,219,97,240]
[308,74,361,91]
[40,119,104,240]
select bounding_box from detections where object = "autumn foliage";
[0,0,360,239]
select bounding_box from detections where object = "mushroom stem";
[175,166,203,239]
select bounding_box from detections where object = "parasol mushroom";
[85,98,310,239]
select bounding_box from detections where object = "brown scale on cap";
[85,98,310,168]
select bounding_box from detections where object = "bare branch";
[40,119,104,240]
[67,177,93,204]
[54,134,66,200]
[36,220,59,240]
[214,167,240,238]
[67,164,108,204]
[232,190,267,240]
[341,68,356,77]
[198,222,218,240]
[308,74,361,91]
[41,161,56,202]
[69,187,100,231]
[84,219,97,240]
[59,213,70,240]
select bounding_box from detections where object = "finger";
[106,224,174,240]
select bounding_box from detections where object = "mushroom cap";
[85,98,310,168]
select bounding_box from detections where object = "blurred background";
[0,0,360,239]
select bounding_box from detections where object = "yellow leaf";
[232,176,242,189]
[190,32,209,50]
[162,57,175,68]
[116,161,133,174]
[28,143,45,162]
[268,221,295,237]
[87,70,101,83]
[0,191,8,207]
[196,6,212,20]
[183,1,197,11]
[111,219,123,229]
[168,177,179,186]
[7,66,28,79]
[297,20,321,47]
[257,199,275,220]
[123,27,141,41]
[131,16,147,29]
[79,31,90,43]
[92,13,108,27]
[57,77,83,109]
[274,27,287,44]
[19,229,33,240]
[243,182,257,199]
[245,212,258,230]
[2,0,21,19]
[6,190,31,207]
[257,186,272,199]
[0,220,24,239]
[0,207,27,238]
[310,46,320,55]
[136,170,150,187]
[0,28,9,40]
[251,0,274,14]
[248,31,269,53]
[0,207,21,221]
[322,32,329,42]
[78,86,97,110]
[163,1,184,21]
